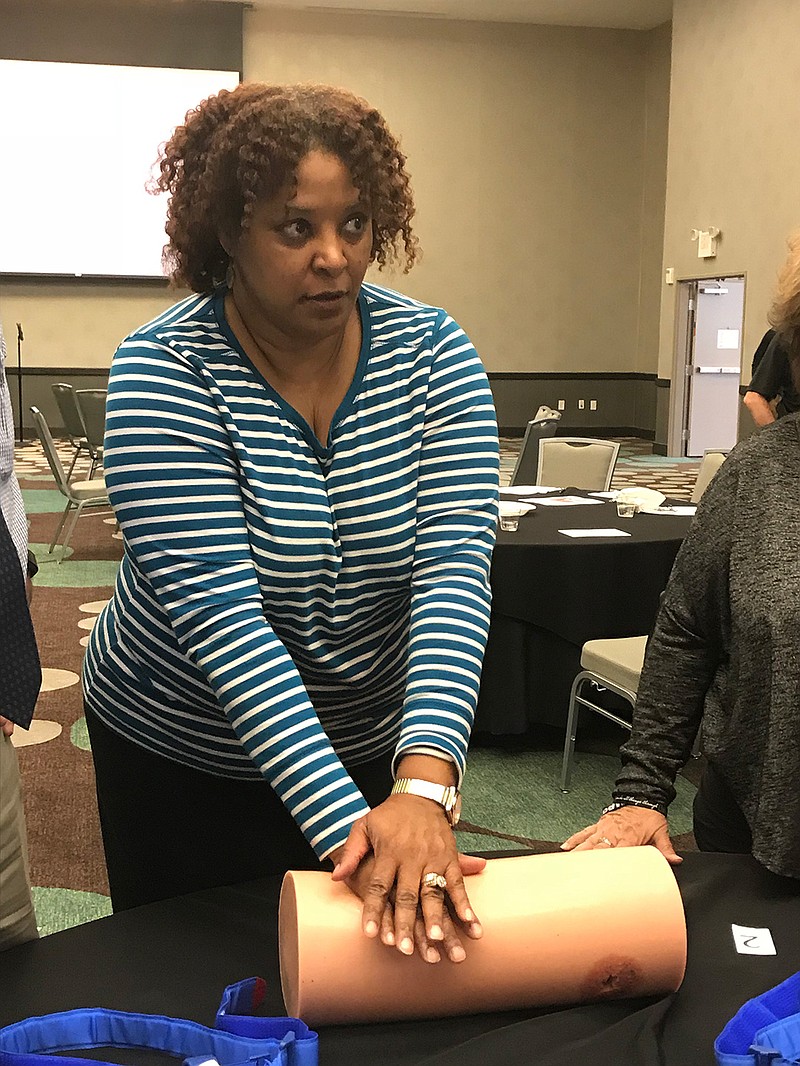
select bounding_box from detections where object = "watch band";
[391,778,461,826]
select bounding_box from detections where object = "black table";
[476,492,693,733]
[1,853,799,1066]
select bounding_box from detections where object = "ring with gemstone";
[599,836,615,848]
[421,872,448,891]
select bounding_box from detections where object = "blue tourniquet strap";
[0,978,318,1066]
[715,972,800,1066]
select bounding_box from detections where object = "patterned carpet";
[13,435,702,935]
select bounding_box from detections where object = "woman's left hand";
[331,795,485,963]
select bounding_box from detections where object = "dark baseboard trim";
[656,378,671,388]
[501,425,655,439]
[489,371,657,382]
[652,443,669,455]
[5,367,110,377]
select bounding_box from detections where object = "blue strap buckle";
[0,977,318,1066]
[750,1046,786,1066]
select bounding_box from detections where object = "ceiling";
[234,0,673,30]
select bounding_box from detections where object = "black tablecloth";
[1,853,799,1066]
[476,493,692,732]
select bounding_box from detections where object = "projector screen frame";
[0,57,241,280]
[0,272,174,286]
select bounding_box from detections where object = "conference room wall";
[656,0,800,449]
[1,3,669,437]
[488,373,656,438]
[245,9,668,384]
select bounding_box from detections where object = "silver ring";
[422,872,448,891]
[599,836,615,848]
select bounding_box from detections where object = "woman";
[82,83,499,963]
[563,235,800,878]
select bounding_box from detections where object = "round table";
[1,853,798,1066]
[475,492,693,733]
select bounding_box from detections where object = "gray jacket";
[614,414,800,878]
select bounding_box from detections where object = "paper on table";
[588,491,619,500]
[536,495,604,507]
[559,528,632,538]
[731,924,776,956]
[499,500,536,517]
[500,485,561,496]
[641,505,697,516]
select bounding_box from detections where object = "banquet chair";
[561,634,702,791]
[560,635,647,792]
[74,388,107,478]
[30,406,110,563]
[51,383,92,480]
[691,449,728,504]
[509,417,560,486]
[537,437,620,491]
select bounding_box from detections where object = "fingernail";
[450,945,466,962]
[464,908,474,921]
[399,938,414,955]
[430,924,443,941]
[559,843,568,850]
[470,921,483,938]
[426,948,441,963]
[332,863,341,876]
[365,920,378,937]
[384,931,395,945]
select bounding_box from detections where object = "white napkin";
[615,486,666,511]
[500,485,561,496]
[559,528,631,538]
[499,501,536,517]
[640,504,697,516]
[536,495,603,507]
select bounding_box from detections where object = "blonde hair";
[770,232,800,384]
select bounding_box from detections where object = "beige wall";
[246,10,662,374]
[636,20,671,374]
[659,0,800,382]
[0,283,186,369]
[1,7,668,377]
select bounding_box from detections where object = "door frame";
[667,271,747,457]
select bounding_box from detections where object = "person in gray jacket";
[563,237,800,879]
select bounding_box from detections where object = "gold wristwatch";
[391,778,462,827]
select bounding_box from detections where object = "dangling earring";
[225,260,235,290]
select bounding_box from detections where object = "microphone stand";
[16,324,24,444]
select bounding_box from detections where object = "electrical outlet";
[557,399,566,411]
[590,399,597,411]
[578,399,585,410]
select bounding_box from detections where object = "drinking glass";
[616,500,637,519]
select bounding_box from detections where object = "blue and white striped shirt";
[83,282,499,858]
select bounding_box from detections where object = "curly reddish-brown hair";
[152,82,418,292]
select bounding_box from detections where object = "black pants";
[84,705,394,911]
[692,760,753,854]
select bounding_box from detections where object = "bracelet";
[602,797,668,818]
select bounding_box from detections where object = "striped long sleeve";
[83,283,498,858]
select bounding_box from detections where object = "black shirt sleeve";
[751,328,776,375]
[747,335,791,401]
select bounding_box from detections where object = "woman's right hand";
[336,850,486,964]
[560,805,681,865]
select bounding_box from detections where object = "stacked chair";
[29,405,110,562]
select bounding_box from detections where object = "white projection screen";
[0,60,240,279]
